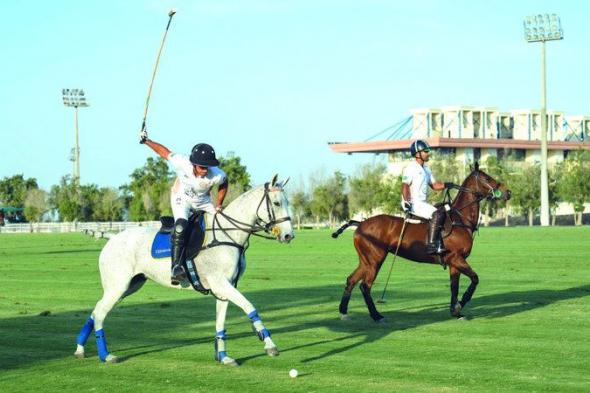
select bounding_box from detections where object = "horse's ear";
[474,161,479,171]
[281,176,290,188]
[271,174,278,187]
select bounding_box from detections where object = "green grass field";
[1,227,589,392]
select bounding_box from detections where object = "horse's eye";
[273,201,280,207]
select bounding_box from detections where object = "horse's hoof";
[105,354,119,363]
[456,315,468,321]
[265,347,279,357]
[340,314,351,321]
[221,357,239,367]
[451,303,463,317]
[74,350,85,359]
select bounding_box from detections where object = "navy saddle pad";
[150,214,206,259]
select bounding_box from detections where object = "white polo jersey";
[168,153,227,206]
[402,161,436,203]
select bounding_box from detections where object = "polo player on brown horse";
[332,143,511,322]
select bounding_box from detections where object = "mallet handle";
[141,11,176,132]
[377,216,408,302]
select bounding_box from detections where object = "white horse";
[74,175,294,366]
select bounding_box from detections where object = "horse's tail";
[331,220,361,239]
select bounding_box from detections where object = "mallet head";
[168,9,176,17]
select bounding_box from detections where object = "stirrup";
[426,243,446,255]
[171,265,187,284]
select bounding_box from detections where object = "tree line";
[0,155,250,224]
[1,150,589,226]
[286,149,590,227]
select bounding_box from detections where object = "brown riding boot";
[426,209,447,255]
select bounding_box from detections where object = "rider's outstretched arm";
[143,139,172,160]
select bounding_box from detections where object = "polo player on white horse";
[74,145,294,364]
[140,130,228,284]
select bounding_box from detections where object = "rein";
[204,184,292,250]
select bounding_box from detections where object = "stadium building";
[329,106,590,176]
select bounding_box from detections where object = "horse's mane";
[225,183,266,210]
[460,170,478,188]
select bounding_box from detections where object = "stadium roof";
[328,137,590,154]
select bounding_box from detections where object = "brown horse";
[332,163,511,321]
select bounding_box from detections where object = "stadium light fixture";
[522,13,563,227]
[62,89,89,184]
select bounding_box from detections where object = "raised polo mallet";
[376,215,409,303]
[140,9,177,134]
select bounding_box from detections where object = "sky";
[1,0,588,191]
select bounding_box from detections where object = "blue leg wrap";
[247,310,261,322]
[214,330,227,362]
[76,317,94,346]
[258,328,271,341]
[95,329,109,362]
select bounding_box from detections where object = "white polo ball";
[289,368,298,378]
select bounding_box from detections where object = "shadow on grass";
[43,249,102,255]
[0,283,588,369]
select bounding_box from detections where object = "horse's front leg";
[215,299,238,366]
[448,256,479,318]
[210,279,279,357]
[448,265,462,317]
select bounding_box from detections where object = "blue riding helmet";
[410,140,431,156]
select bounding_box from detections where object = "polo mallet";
[376,215,409,303]
[140,9,177,133]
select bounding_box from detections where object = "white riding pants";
[171,192,216,221]
[410,201,437,220]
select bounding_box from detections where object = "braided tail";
[331,220,361,239]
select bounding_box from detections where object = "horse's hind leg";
[359,264,386,322]
[75,265,133,362]
[339,266,363,320]
[209,279,279,358]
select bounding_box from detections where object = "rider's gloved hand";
[403,201,413,213]
[139,129,148,144]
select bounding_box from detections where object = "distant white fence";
[0,221,160,234]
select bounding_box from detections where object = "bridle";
[253,183,292,236]
[445,171,505,232]
[210,183,292,244]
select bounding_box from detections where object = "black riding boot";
[171,218,188,284]
[426,208,447,255]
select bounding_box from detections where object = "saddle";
[151,213,208,293]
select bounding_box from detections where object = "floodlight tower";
[523,14,563,226]
[62,89,89,184]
